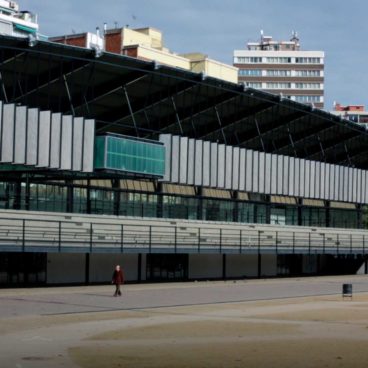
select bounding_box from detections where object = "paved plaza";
[1,275,368,367]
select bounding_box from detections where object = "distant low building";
[50,26,238,84]
[331,102,368,125]
[0,0,38,37]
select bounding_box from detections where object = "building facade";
[331,103,368,126]
[0,0,38,38]
[0,36,367,286]
[234,32,324,109]
[50,26,238,84]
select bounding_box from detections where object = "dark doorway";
[146,254,188,281]
[0,252,47,286]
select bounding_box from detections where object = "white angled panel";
[309,161,315,198]
[252,151,259,192]
[50,113,62,169]
[1,103,15,162]
[351,169,358,203]
[202,140,210,187]
[72,117,84,171]
[245,150,253,192]
[37,110,51,167]
[288,157,295,196]
[187,139,195,185]
[304,160,310,198]
[343,167,349,202]
[271,154,277,194]
[26,108,39,166]
[225,146,233,189]
[277,155,283,195]
[338,166,344,201]
[159,134,171,182]
[60,115,73,170]
[180,137,188,184]
[363,170,367,204]
[321,163,331,200]
[294,158,300,197]
[82,119,95,172]
[258,152,265,194]
[171,135,180,183]
[315,161,321,199]
[357,169,362,203]
[346,167,351,202]
[0,101,2,157]
[265,153,272,194]
[314,161,320,199]
[300,159,306,197]
[335,165,340,201]
[217,144,225,188]
[239,148,246,191]
[319,162,325,199]
[194,140,203,186]
[282,156,289,195]
[232,147,240,191]
[14,105,27,164]
[326,164,332,200]
[210,142,218,187]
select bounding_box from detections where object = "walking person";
[112,265,124,297]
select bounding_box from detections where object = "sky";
[21,0,368,110]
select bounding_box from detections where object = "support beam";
[236,110,306,148]
[124,87,139,137]
[200,101,274,142]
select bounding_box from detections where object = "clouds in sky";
[20,0,368,110]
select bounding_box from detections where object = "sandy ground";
[2,278,368,368]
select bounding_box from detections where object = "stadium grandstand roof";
[1,35,368,168]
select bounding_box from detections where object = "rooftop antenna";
[114,21,118,29]
[103,22,107,34]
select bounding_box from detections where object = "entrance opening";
[0,252,46,286]
[146,254,188,281]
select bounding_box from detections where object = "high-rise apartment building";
[234,32,324,109]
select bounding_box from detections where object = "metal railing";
[0,214,367,255]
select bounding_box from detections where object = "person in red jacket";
[112,265,124,297]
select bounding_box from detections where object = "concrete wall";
[261,254,277,276]
[47,253,86,284]
[226,254,258,278]
[188,254,223,279]
[47,253,145,284]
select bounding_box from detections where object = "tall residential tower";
[234,32,324,109]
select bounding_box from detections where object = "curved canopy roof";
[1,36,368,169]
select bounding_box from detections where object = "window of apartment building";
[295,70,321,77]
[266,70,291,77]
[238,69,262,76]
[244,82,262,88]
[295,57,321,64]
[266,82,291,89]
[294,95,321,103]
[295,83,321,89]
[235,57,262,63]
[266,57,291,63]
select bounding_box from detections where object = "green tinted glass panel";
[94,135,165,177]
[94,136,106,168]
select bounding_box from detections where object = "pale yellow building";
[106,27,238,84]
